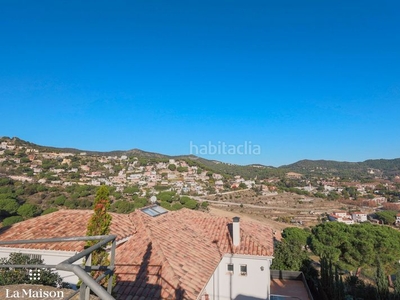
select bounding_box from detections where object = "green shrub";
[41,208,59,215]
[134,198,148,208]
[111,200,135,213]
[179,196,191,205]
[201,201,209,208]
[2,216,24,227]
[184,199,198,210]
[0,253,62,286]
[17,203,41,219]
[158,191,176,203]
[159,201,171,210]
[171,203,183,211]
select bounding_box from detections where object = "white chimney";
[232,216,240,246]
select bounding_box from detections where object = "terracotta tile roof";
[114,209,273,300]
[0,208,274,300]
[0,210,135,251]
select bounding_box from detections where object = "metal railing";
[0,235,117,300]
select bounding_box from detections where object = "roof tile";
[113,209,273,300]
[0,208,273,300]
[0,210,136,251]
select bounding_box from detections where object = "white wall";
[203,254,273,300]
[0,247,83,287]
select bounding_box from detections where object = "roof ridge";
[190,213,273,255]
[174,211,233,256]
[239,221,274,255]
[136,211,182,291]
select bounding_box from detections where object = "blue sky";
[1,0,399,166]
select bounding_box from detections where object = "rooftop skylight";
[141,205,168,217]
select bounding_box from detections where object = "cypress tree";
[86,185,113,286]
[375,257,389,300]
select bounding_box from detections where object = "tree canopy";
[309,222,400,273]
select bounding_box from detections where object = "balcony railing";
[0,235,117,300]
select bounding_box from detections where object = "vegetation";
[375,210,397,225]
[155,191,199,211]
[0,253,62,287]
[281,158,400,179]
[310,222,400,272]
[271,227,312,272]
[2,137,400,297]
[270,222,400,299]
[85,186,114,288]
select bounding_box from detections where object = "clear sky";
[1,0,399,167]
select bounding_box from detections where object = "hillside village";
[0,137,256,196]
[0,136,399,228]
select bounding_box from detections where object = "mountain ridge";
[2,136,400,179]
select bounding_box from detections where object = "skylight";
[141,205,168,217]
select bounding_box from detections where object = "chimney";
[232,216,240,246]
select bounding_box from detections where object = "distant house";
[332,211,348,218]
[286,172,303,179]
[212,173,223,180]
[370,197,387,204]
[352,212,368,223]
[0,208,284,300]
[215,180,224,190]
[396,213,400,226]
[328,211,355,224]
[231,182,240,189]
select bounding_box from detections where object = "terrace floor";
[271,278,312,300]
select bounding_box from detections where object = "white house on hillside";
[351,212,368,223]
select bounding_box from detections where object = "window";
[227,263,234,273]
[27,254,42,261]
[240,264,247,276]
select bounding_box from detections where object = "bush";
[134,198,148,208]
[111,200,135,213]
[184,199,198,210]
[54,195,66,206]
[179,196,191,205]
[41,208,59,215]
[0,198,20,217]
[375,210,397,225]
[17,203,41,219]
[171,203,183,211]
[158,192,176,203]
[177,167,188,173]
[123,186,139,194]
[0,253,62,286]
[159,201,171,210]
[154,185,171,191]
[2,216,24,227]
[201,201,209,208]
[64,200,78,209]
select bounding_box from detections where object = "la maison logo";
[5,288,64,299]
[5,270,64,299]
[189,141,261,156]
